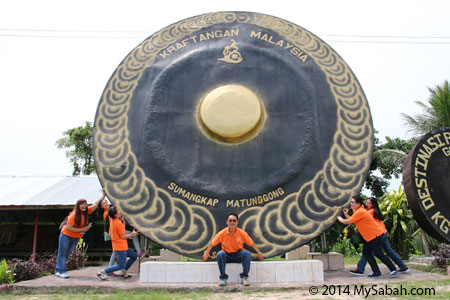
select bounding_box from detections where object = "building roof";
[0,176,103,208]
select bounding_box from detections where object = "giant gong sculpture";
[403,127,450,242]
[93,12,373,259]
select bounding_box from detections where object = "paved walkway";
[11,263,448,293]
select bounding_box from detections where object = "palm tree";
[402,80,450,137]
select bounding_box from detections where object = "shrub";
[379,187,415,259]
[66,249,86,270]
[330,227,358,257]
[0,259,14,285]
[7,259,40,282]
[7,248,86,283]
[35,251,57,274]
[432,244,450,271]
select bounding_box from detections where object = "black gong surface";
[93,12,373,259]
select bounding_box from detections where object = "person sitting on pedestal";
[202,212,264,286]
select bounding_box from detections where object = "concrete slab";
[139,260,323,283]
[10,263,448,293]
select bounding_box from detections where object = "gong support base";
[307,252,344,271]
[139,260,323,283]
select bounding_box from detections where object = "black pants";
[363,235,396,275]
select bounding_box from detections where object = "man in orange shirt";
[203,213,264,286]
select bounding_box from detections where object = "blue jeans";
[362,235,396,275]
[103,249,137,274]
[357,233,407,272]
[109,231,141,269]
[217,250,251,280]
[55,232,80,274]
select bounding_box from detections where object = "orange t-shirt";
[212,227,254,253]
[110,217,128,251]
[368,208,387,233]
[62,206,93,238]
[349,206,384,242]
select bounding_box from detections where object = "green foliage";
[56,121,95,175]
[330,227,359,257]
[379,186,415,259]
[312,221,346,253]
[0,259,14,285]
[402,80,450,137]
[76,238,89,267]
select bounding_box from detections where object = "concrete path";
[11,263,448,293]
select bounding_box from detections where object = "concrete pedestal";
[140,260,323,283]
[160,249,183,261]
[285,245,310,260]
[307,252,344,271]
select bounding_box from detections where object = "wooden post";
[321,232,328,254]
[421,229,431,256]
[31,210,39,262]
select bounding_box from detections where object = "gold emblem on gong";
[218,39,243,64]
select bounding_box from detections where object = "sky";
[1,0,449,191]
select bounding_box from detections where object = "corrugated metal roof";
[0,176,104,207]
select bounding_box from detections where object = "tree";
[364,133,389,198]
[56,121,95,175]
[364,133,416,198]
[402,80,450,137]
[374,136,417,179]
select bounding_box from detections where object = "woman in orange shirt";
[55,191,104,278]
[100,199,146,266]
[337,195,398,277]
[97,206,139,279]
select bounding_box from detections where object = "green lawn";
[2,279,449,300]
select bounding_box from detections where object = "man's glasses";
[228,219,238,223]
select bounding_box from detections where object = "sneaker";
[55,272,60,278]
[399,268,410,273]
[349,268,364,276]
[241,279,250,286]
[97,271,108,281]
[117,272,132,278]
[390,270,399,277]
[219,279,227,286]
[367,272,381,277]
[59,272,69,279]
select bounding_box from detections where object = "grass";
[2,279,449,300]
[408,263,447,275]
[343,255,361,264]
[0,290,212,300]
[364,279,450,299]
